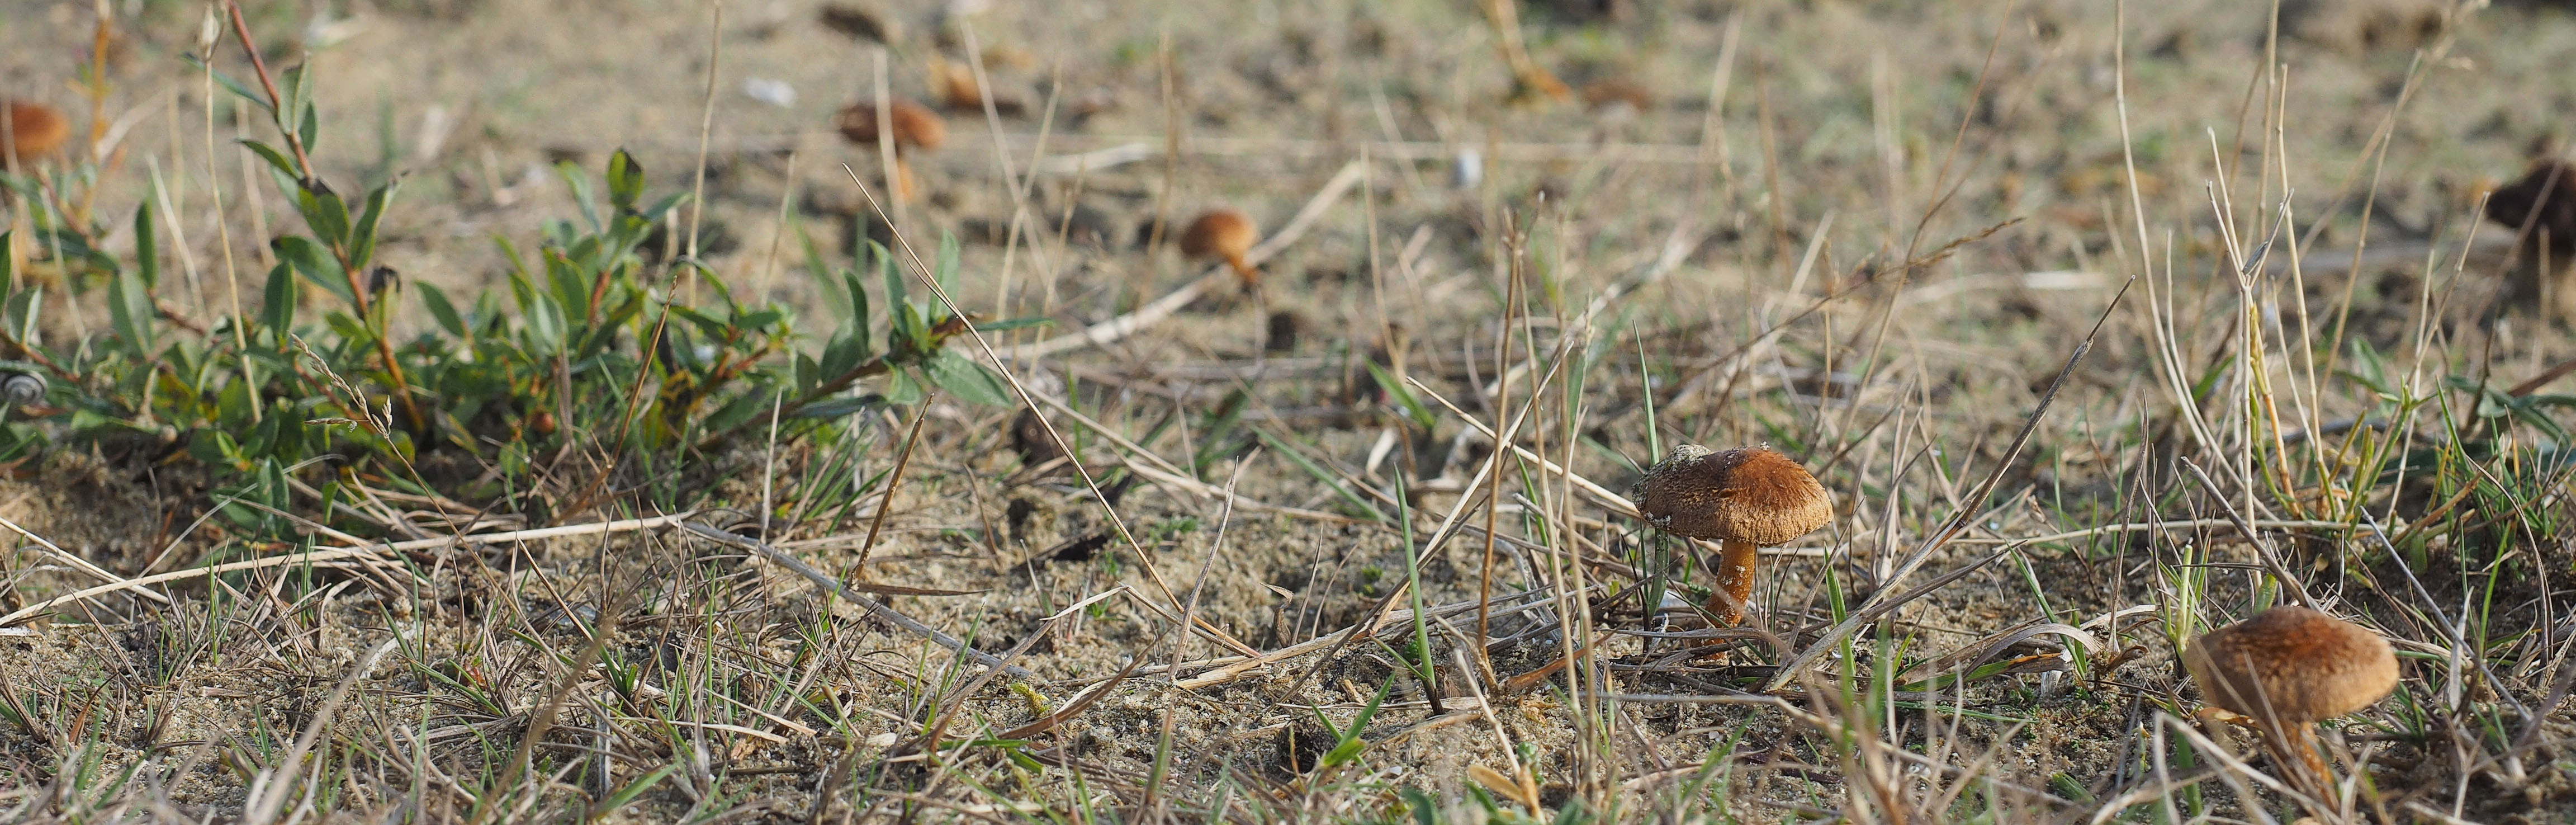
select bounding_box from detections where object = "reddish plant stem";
[220,1,314,180]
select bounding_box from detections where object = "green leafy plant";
[0,40,1023,535]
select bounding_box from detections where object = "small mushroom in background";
[1010,408,1066,470]
[1181,208,1260,286]
[834,98,947,203]
[927,53,1025,115]
[2280,0,2447,55]
[1580,78,1652,121]
[2,100,72,167]
[2486,161,2576,320]
[817,2,902,44]
[1265,310,1304,352]
[2181,605,2399,810]
[1630,445,1832,628]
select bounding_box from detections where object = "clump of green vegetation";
[0,55,1016,532]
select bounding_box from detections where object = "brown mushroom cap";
[1180,209,1257,262]
[835,98,947,152]
[2,100,72,162]
[2182,605,2398,724]
[2487,161,2576,253]
[1628,445,1831,545]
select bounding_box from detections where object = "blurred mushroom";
[818,2,901,44]
[2,100,72,167]
[835,98,946,203]
[1581,78,1652,119]
[1266,310,1304,352]
[2281,0,2446,55]
[1181,209,1261,286]
[1630,445,1832,627]
[1011,408,1065,470]
[2485,161,2576,321]
[2182,605,2398,807]
[928,53,1025,115]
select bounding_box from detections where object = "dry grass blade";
[1000,160,1366,359]
[992,628,1165,741]
[1893,619,2095,685]
[240,637,399,825]
[1763,280,2129,694]
[836,163,1263,660]
[0,513,169,605]
[0,547,394,626]
[680,522,1031,677]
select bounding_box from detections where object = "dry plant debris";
[1,0,2575,823]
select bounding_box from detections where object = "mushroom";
[2181,605,2398,804]
[2,100,71,168]
[834,98,947,202]
[2486,161,2576,321]
[926,53,1024,115]
[1180,209,1259,286]
[1629,445,1831,626]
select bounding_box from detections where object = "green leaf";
[297,101,320,157]
[596,765,678,814]
[132,201,159,290]
[239,140,300,182]
[347,181,399,270]
[883,369,925,406]
[638,191,689,224]
[274,236,357,307]
[605,149,645,212]
[790,395,877,420]
[841,268,870,337]
[183,54,274,114]
[1400,788,1439,825]
[1364,361,1437,431]
[542,250,593,322]
[671,305,732,340]
[875,241,904,307]
[106,256,156,358]
[932,232,962,304]
[819,328,869,378]
[557,161,603,233]
[924,349,1011,407]
[971,316,1052,333]
[293,181,352,255]
[1318,677,1398,770]
[261,262,297,337]
[418,282,467,338]
[700,389,779,435]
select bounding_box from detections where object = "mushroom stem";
[2262,721,2337,812]
[892,157,919,204]
[1704,537,1760,626]
[1221,252,1257,287]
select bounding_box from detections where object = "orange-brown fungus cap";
[1629,445,1831,544]
[1180,209,1257,262]
[3,100,72,163]
[835,98,947,152]
[2183,605,2398,724]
